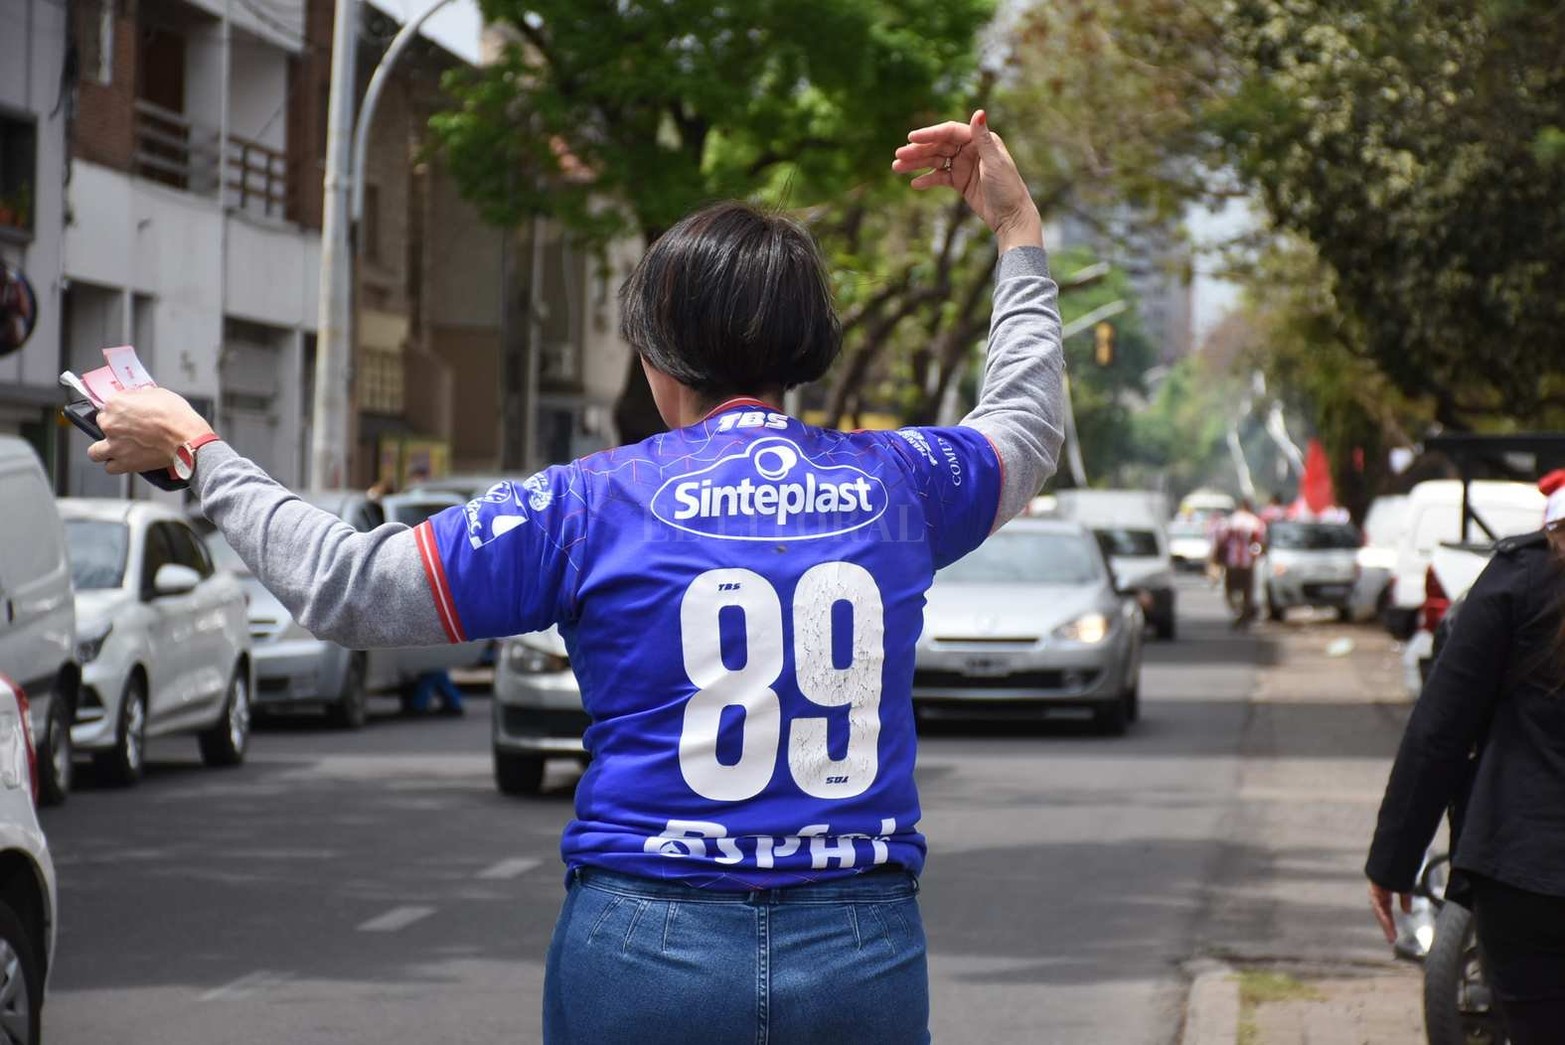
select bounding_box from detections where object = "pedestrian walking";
[1366,472,1565,1045]
[82,109,1064,1043]
[1213,498,1266,627]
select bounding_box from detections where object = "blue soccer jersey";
[418,399,1002,888]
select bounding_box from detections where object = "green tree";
[1211,0,1565,429]
[431,0,992,440]
[814,0,1221,432]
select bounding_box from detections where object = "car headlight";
[505,639,569,674]
[1053,612,1109,644]
[77,624,113,664]
[1272,563,1288,577]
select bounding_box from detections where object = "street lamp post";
[311,0,459,490]
[309,0,359,490]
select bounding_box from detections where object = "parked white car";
[0,675,56,1042]
[60,500,253,785]
[492,627,583,795]
[198,490,486,727]
[1348,494,1409,621]
[0,436,79,807]
[1263,521,1362,620]
[1385,480,1544,639]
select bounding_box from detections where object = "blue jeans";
[406,670,463,712]
[543,868,930,1044]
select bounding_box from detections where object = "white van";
[1385,480,1545,638]
[0,438,78,805]
[1052,489,1177,639]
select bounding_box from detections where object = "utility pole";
[310,0,359,490]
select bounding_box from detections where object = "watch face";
[172,448,194,481]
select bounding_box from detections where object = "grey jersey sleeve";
[960,245,1066,526]
[191,443,448,647]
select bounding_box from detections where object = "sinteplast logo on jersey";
[651,438,887,541]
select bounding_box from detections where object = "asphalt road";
[40,577,1265,1044]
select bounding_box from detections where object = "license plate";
[961,657,1011,678]
[1315,584,1350,598]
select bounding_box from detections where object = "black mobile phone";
[60,394,189,492]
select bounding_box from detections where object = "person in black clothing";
[1366,482,1565,1045]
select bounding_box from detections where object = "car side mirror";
[152,563,201,598]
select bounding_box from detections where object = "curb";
[1181,959,1239,1045]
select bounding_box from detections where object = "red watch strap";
[187,433,222,455]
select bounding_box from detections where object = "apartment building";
[0,0,70,473]
[5,0,626,496]
[60,0,321,497]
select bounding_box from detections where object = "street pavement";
[40,578,1270,1044]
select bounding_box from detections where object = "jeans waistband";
[572,867,919,905]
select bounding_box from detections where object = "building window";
[361,183,381,263]
[75,0,116,86]
[0,111,37,240]
[359,348,404,415]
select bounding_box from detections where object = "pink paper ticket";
[102,345,157,390]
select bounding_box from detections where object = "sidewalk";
[1191,613,1426,1045]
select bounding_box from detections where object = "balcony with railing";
[226,134,291,220]
[131,101,297,222]
[132,99,221,196]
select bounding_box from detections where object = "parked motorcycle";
[1411,853,1506,1045]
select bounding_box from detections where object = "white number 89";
[677,563,885,802]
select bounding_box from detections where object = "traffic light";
[1094,321,1116,367]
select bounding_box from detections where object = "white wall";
[0,0,69,398]
[226,213,319,326]
[186,0,304,53]
[185,20,227,134]
[228,32,289,150]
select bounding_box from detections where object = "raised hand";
[892,110,1043,253]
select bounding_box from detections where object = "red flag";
[1301,438,1336,514]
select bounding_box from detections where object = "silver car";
[492,627,583,795]
[913,519,1145,734]
[1263,521,1362,621]
[199,490,487,728]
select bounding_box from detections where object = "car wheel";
[325,654,368,730]
[1335,605,1354,623]
[0,896,43,1045]
[1124,680,1141,723]
[198,668,250,768]
[95,674,147,787]
[1266,589,1284,622]
[494,748,545,796]
[1092,698,1128,737]
[34,689,72,808]
[1154,613,1176,641]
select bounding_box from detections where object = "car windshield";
[1095,528,1160,558]
[386,501,455,527]
[1268,523,1360,551]
[202,530,250,576]
[65,520,129,590]
[939,530,1102,585]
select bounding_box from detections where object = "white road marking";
[201,970,289,1001]
[476,857,542,880]
[357,905,436,932]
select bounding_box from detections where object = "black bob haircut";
[619,202,842,398]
